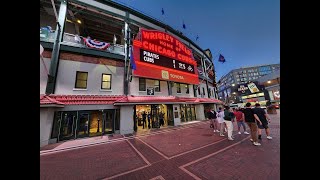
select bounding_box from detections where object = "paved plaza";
[40,111,280,180]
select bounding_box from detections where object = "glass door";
[89,111,103,137]
[167,105,174,126]
[59,112,77,141]
[77,112,90,138]
[151,105,159,128]
[104,110,114,134]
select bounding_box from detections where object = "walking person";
[142,111,147,129]
[216,107,225,136]
[208,108,218,132]
[243,103,261,146]
[234,108,250,135]
[253,103,272,140]
[223,106,234,141]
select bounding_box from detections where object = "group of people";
[141,111,165,129]
[207,102,272,146]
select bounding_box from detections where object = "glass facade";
[51,110,117,142]
[180,104,196,122]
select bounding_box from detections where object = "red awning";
[40,95,223,106]
[49,95,126,105]
[114,95,223,105]
[40,94,64,107]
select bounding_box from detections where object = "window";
[75,71,88,89]
[176,83,181,93]
[154,80,160,92]
[198,86,201,95]
[202,87,205,95]
[101,74,111,90]
[185,84,189,94]
[139,78,146,91]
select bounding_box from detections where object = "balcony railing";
[40,31,125,56]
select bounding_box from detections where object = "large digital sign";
[133,29,199,84]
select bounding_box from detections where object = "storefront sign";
[237,82,262,95]
[273,90,280,99]
[147,87,154,95]
[247,82,259,93]
[133,29,199,84]
[238,85,248,93]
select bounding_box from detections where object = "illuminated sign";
[133,29,199,84]
[273,90,280,99]
[140,50,195,74]
[238,85,248,93]
[247,82,259,93]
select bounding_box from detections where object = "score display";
[140,49,195,74]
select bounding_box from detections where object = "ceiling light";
[77,19,81,24]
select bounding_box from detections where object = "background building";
[40,0,222,147]
[217,63,280,105]
[256,69,280,106]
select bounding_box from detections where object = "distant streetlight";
[267,80,271,83]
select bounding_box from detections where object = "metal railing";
[40,31,125,56]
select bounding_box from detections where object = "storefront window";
[51,112,62,139]
[154,80,160,92]
[139,78,146,91]
[176,83,181,93]
[89,111,103,137]
[185,84,189,94]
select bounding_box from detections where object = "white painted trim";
[100,89,112,92]
[73,88,88,91]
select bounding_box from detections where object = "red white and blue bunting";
[83,38,110,50]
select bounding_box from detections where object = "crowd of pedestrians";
[207,102,272,146]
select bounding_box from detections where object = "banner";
[84,38,110,50]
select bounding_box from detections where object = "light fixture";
[267,80,271,83]
[77,19,82,24]
[232,84,235,86]
[233,92,236,94]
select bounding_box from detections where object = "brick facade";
[42,50,124,67]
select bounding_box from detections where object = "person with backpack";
[243,103,262,146]
[223,106,235,140]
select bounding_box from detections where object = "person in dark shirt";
[243,103,262,146]
[253,103,272,140]
[142,112,147,129]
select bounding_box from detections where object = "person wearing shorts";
[253,103,272,140]
[216,107,225,136]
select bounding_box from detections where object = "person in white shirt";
[216,107,225,136]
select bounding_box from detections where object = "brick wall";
[42,50,124,67]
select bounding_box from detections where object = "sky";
[114,0,280,80]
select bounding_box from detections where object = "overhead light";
[267,80,271,83]
[77,19,82,24]
[232,84,235,86]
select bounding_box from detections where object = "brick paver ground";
[40,110,280,180]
